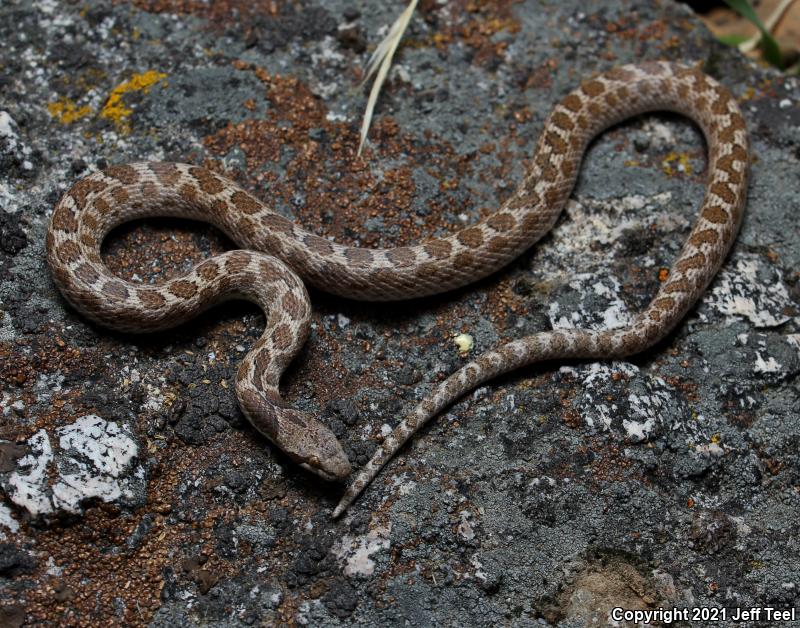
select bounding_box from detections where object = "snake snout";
[288,411,351,481]
[312,437,352,481]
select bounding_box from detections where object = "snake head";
[239,388,351,481]
[272,408,351,480]
[290,415,352,481]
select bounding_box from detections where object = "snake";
[46,61,749,518]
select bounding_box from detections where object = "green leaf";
[716,33,750,47]
[723,0,784,68]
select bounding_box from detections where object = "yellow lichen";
[662,151,693,176]
[47,98,93,124]
[100,70,168,133]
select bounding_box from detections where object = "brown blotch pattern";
[701,205,728,224]
[581,80,605,97]
[452,251,476,269]
[606,67,636,82]
[237,216,257,241]
[561,94,583,112]
[304,235,335,256]
[169,279,198,299]
[178,183,197,204]
[272,324,293,351]
[231,191,261,215]
[597,333,614,354]
[664,279,690,294]
[423,239,453,260]
[102,281,129,300]
[457,227,484,249]
[150,163,181,186]
[79,233,97,248]
[654,297,675,311]
[138,289,167,308]
[111,187,129,204]
[550,111,574,131]
[259,261,285,283]
[688,228,719,247]
[675,252,706,273]
[486,212,515,232]
[281,291,306,321]
[57,241,81,264]
[386,247,417,266]
[486,235,510,256]
[225,252,252,273]
[93,197,111,215]
[189,167,225,195]
[105,165,139,185]
[262,214,294,235]
[197,261,220,281]
[560,158,575,179]
[52,206,78,232]
[587,102,604,119]
[521,212,545,233]
[544,131,567,154]
[711,88,731,115]
[75,263,100,284]
[69,178,106,205]
[344,247,374,265]
[716,154,743,184]
[254,347,273,385]
[710,182,736,204]
[82,213,98,231]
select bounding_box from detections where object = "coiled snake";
[46,62,749,518]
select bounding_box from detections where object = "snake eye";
[308,455,321,467]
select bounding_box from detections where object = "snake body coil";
[45,62,749,517]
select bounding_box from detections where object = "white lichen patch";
[0,415,145,517]
[738,332,800,379]
[0,501,20,536]
[554,193,684,254]
[6,429,54,516]
[559,362,687,441]
[458,510,475,541]
[333,521,392,577]
[549,274,632,332]
[706,254,796,327]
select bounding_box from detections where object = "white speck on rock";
[754,352,782,374]
[0,111,18,138]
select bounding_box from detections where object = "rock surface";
[0,0,798,625]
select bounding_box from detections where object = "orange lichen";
[47,98,93,124]
[100,70,168,132]
[661,151,693,176]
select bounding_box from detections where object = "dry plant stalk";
[358,0,418,156]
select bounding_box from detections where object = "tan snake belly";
[45,61,750,517]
